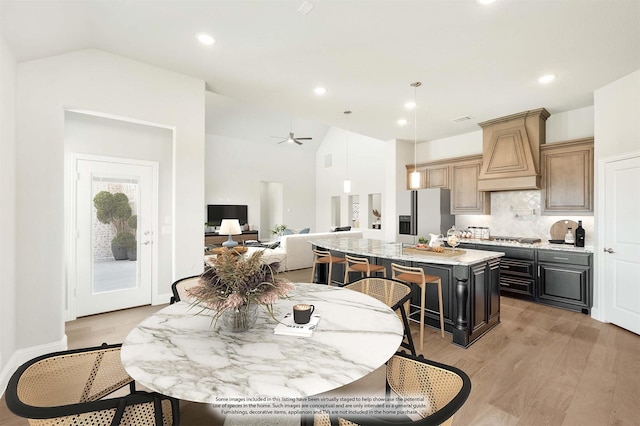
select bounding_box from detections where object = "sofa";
[238,230,364,272]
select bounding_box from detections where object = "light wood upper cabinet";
[409,155,490,215]
[450,156,491,215]
[426,165,450,189]
[540,138,594,215]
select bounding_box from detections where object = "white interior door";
[74,157,156,317]
[604,154,640,334]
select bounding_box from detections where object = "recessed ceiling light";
[476,0,496,5]
[314,87,327,95]
[195,32,215,46]
[397,119,408,126]
[404,101,416,110]
[538,74,556,84]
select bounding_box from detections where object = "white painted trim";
[0,335,67,395]
[65,153,160,320]
[595,151,640,323]
[65,108,175,131]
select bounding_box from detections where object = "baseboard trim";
[0,335,67,396]
[153,292,172,306]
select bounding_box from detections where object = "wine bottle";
[575,220,585,247]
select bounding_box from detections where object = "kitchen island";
[312,238,505,348]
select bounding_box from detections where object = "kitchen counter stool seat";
[344,254,387,284]
[311,248,345,285]
[391,263,445,351]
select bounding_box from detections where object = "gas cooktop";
[490,236,542,244]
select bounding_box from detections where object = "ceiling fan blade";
[295,137,312,140]
[293,139,303,145]
[277,139,287,144]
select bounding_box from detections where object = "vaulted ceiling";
[2,0,639,147]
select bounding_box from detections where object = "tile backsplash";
[455,190,594,245]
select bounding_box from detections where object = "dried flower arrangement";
[188,250,294,323]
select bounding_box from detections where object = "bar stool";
[344,254,387,284]
[311,249,345,285]
[391,262,445,351]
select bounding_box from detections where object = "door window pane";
[92,177,139,293]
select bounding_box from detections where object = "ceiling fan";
[272,117,312,145]
[273,132,312,145]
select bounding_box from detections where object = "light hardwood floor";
[2,268,639,425]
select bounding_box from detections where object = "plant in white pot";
[270,224,288,241]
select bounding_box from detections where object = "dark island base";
[312,250,501,348]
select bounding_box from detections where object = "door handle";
[603,247,615,253]
[142,241,152,245]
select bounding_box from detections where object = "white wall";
[415,105,595,163]
[64,111,175,302]
[316,127,387,239]
[14,49,205,358]
[593,69,640,319]
[0,35,17,391]
[546,106,594,143]
[205,133,316,235]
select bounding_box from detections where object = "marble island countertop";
[312,238,504,266]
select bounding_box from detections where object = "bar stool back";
[311,249,345,285]
[344,254,387,284]
[391,262,445,351]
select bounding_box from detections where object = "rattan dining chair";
[170,274,201,304]
[303,351,471,426]
[344,277,416,356]
[5,343,179,426]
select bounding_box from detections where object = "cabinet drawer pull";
[553,257,570,261]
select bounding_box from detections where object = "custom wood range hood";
[477,108,550,191]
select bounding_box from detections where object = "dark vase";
[111,244,128,260]
[127,248,137,261]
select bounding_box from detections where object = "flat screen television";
[207,204,248,227]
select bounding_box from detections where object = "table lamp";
[219,219,242,248]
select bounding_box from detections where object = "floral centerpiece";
[188,250,294,331]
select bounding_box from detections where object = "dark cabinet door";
[538,262,590,312]
[467,260,501,342]
[488,258,501,322]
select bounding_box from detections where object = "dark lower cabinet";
[538,262,591,314]
[468,259,501,343]
[463,243,593,314]
[537,249,592,314]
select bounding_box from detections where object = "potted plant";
[188,250,294,331]
[93,191,133,260]
[270,224,288,241]
[126,215,137,260]
[112,232,136,261]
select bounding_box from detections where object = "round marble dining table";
[121,283,403,403]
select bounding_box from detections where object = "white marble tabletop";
[121,283,403,403]
[312,237,504,266]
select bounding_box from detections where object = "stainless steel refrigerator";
[398,188,455,243]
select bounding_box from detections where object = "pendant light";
[409,82,422,189]
[343,110,352,193]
